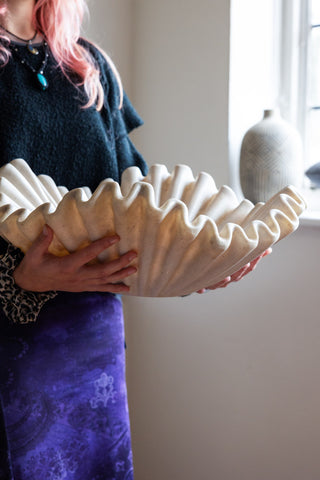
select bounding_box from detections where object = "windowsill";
[301,212,320,226]
[300,188,320,227]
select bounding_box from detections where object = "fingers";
[90,264,137,286]
[27,224,54,257]
[230,263,251,281]
[197,288,207,294]
[200,248,273,293]
[77,248,138,295]
[15,228,139,293]
[79,261,137,292]
[203,276,231,292]
[92,282,131,294]
[229,248,273,282]
[72,234,121,267]
[84,250,137,280]
[104,265,137,283]
[242,247,272,274]
[56,233,138,293]
[245,256,261,272]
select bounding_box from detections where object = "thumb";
[30,224,54,256]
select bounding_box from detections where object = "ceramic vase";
[240,109,303,203]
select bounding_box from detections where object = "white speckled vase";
[240,109,303,203]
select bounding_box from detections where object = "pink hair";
[0,3,10,64]
[0,0,123,110]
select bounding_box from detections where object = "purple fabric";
[0,292,133,480]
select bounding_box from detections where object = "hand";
[197,248,272,294]
[13,225,137,293]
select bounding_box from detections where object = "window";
[280,0,320,179]
[306,0,320,172]
[229,0,320,218]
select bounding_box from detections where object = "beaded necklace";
[11,42,49,91]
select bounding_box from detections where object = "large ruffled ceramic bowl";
[0,159,306,296]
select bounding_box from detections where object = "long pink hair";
[0,0,123,110]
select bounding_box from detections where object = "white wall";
[86,2,320,479]
[130,0,230,187]
[84,0,134,96]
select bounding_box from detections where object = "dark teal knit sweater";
[0,38,147,191]
[0,38,147,257]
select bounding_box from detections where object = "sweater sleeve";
[101,60,149,180]
[78,38,149,182]
[0,243,57,324]
[111,91,149,180]
[82,40,149,180]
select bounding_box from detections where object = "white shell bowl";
[0,159,306,297]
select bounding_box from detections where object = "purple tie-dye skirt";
[0,292,134,480]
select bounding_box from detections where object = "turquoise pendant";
[28,42,39,55]
[37,73,48,90]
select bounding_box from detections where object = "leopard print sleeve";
[0,243,57,324]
